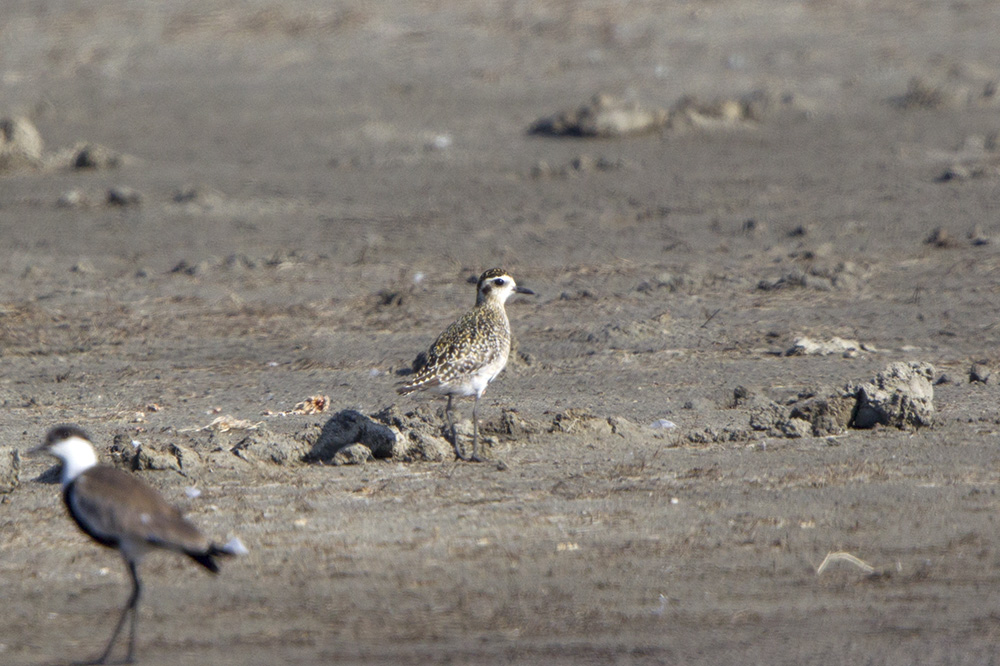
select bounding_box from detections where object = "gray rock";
[73,143,121,169]
[392,429,453,462]
[970,362,993,384]
[108,433,137,468]
[329,443,374,465]
[231,430,310,465]
[789,395,856,436]
[748,400,787,433]
[107,186,142,206]
[488,408,542,438]
[925,227,960,248]
[550,409,615,435]
[307,410,396,462]
[373,405,452,462]
[0,116,43,171]
[133,446,181,472]
[776,417,813,438]
[969,225,993,246]
[57,188,88,208]
[109,433,202,473]
[849,362,935,429]
[747,398,814,439]
[733,385,755,406]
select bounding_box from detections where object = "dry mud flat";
[4,1,1000,665]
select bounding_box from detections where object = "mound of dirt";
[528,94,668,137]
[747,362,936,438]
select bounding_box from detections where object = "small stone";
[529,161,552,179]
[970,362,993,384]
[73,143,121,169]
[595,156,623,171]
[733,385,754,406]
[224,254,258,270]
[925,227,959,248]
[57,188,88,208]
[570,155,596,172]
[969,225,992,246]
[937,165,971,182]
[170,260,204,276]
[107,186,142,207]
[70,259,96,274]
[895,77,949,110]
[173,186,199,203]
[173,185,225,209]
[424,133,452,152]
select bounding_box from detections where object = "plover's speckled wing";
[398,306,510,394]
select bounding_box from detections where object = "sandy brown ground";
[3,1,1000,664]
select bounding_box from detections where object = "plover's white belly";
[431,354,508,398]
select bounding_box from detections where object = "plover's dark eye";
[493,278,505,287]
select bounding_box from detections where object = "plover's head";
[33,424,99,485]
[475,268,535,306]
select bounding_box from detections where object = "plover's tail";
[189,536,249,573]
[218,536,250,556]
[397,370,444,395]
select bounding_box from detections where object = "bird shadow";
[395,350,427,377]
[33,465,61,484]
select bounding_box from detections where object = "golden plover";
[33,424,247,665]
[397,268,535,461]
